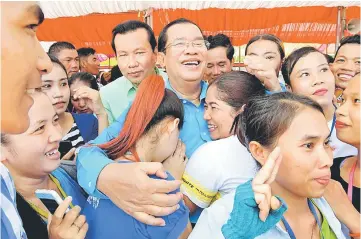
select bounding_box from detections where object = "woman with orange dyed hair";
[83,74,192,239]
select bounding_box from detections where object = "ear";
[168,118,180,133]
[157,52,166,69]
[285,84,292,92]
[231,58,235,67]
[248,141,271,166]
[80,59,86,69]
[0,146,11,163]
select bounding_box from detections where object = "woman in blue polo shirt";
[83,74,191,239]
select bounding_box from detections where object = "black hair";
[111,20,156,54]
[281,46,329,86]
[158,18,203,53]
[77,47,96,58]
[233,92,324,151]
[245,34,285,60]
[207,34,235,61]
[47,53,68,78]
[209,71,266,114]
[325,54,334,64]
[335,34,360,58]
[110,65,123,81]
[69,72,99,91]
[48,42,76,57]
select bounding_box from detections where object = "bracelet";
[350,232,360,237]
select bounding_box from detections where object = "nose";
[71,60,79,71]
[203,108,211,121]
[48,123,63,143]
[336,100,348,117]
[128,54,139,68]
[78,98,86,108]
[318,146,333,169]
[213,66,221,77]
[52,85,62,99]
[312,73,324,86]
[36,39,53,75]
[183,42,198,55]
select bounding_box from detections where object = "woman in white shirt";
[182,71,265,217]
[281,46,357,158]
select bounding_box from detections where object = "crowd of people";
[1,2,360,239]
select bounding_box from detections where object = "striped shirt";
[1,163,27,239]
[62,122,85,148]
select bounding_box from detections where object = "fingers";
[270,196,281,210]
[74,222,88,239]
[148,178,182,194]
[61,148,76,160]
[253,147,281,185]
[132,212,166,227]
[72,214,86,230]
[149,191,183,207]
[53,196,72,223]
[59,205,81,231]
[253,184,272,221]
[143,203,180,217]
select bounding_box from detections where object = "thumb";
[270,196,281,210]
[139,162,168,179]
[47,214,52,231]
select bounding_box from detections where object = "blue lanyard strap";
[281,199,323,239]
[329,104,337,136]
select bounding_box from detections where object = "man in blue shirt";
[76,18,212,222]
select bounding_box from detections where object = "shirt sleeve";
[100,89,116,125]
[265,82,287,95]
[76,106,130,198]
[181,144,221,208]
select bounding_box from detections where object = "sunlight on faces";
[289,52,335,108]
[70,80,93,114]
[336,75,360,147]
[114,28,157,85]
[163,23,207,83]
[1,2,52,133]
[204,85,238,140]
[57,49,79,77]
[205,47,232,83]
[271,108,333,198]
[41,64,70,115]
[1,93,62,178]
[246,40,282,74]
[331,44,360,89]
[144,118,181,163]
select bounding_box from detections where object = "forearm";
[96,111,109,135]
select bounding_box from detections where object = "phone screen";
[39,198,59,214]
[59,141,73,159]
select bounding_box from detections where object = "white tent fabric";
[39,1,360,19]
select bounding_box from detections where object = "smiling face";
[1,2,52,133]
[331,43,360,90]
[289,52,335,108]
[204,47,232,83]
[41,64,70,115]
[274,107,333,198]
[336,75,360,147]
[162,23,207,84]
[1,93,62,178]
[114,28,157,85]
[204,85,238,140]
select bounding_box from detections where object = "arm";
[99,90,116,125]
[178,221,192,239]
[323,180,360,237]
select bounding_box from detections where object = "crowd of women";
[1,2,360,239]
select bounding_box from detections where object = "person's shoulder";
[99,76,127,93]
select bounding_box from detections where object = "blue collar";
[165,79,208,101]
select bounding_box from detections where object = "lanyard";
[28,175,74,221]
[281,199,322,239]
[348,160,358,201]
[329,109,337,136]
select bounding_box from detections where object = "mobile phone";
[59,140,73,159]
[35,189,69,214]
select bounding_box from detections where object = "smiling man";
[204,34,234,83]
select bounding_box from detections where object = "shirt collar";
[165,79,208,101]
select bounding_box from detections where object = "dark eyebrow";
[27,5,44,25]
[299,135,320,141]
[209,102,219,106]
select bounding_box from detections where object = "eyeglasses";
[163,39,210,52]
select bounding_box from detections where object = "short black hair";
[77,48,96,58]
[207,34,234,61]
[282,47,328,86]
[47,53,68,77]
[158,18,203,53]
[335,34,360,57]
[325,54,334,64]
[111,20,156,54]
[245,34,285,60]
[48,42,76,57]
[69,72,99,91]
